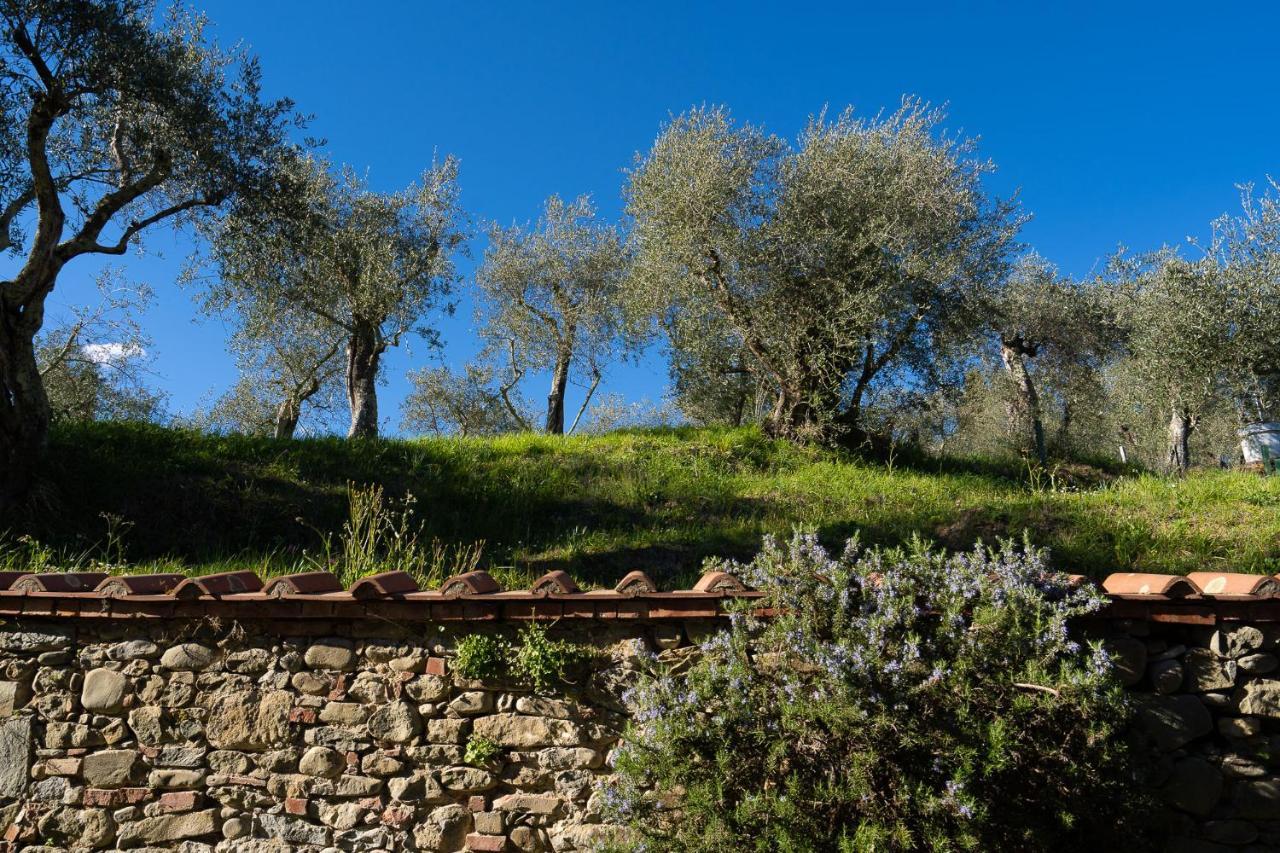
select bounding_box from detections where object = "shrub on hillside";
[603,532,1153,851]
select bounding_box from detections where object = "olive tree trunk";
[274,398,301,440]
[273,374,324,440]
[544,347,572,435]
[345,324,385,439]
[1000,337,1046,465]
[0,314,51,505]
[1166,406,1196,474]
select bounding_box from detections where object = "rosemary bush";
[604,532,1150,852]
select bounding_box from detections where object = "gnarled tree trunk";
[1166,405,1196,474]
[1000,336,1046,465]
[274,374,323,440]
[544,346,572,435]
[345,323,385,439]
[0,311,51,506]
[273,399,300,440]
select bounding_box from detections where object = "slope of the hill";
[6,421,1280,586]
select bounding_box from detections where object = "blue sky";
[41,1,1280,432]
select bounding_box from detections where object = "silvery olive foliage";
[1105,250,1235,472]
[192,310,344,439]
[0,0,300,502]
[604,532,1149,852]
[475,194,632,434]
[36,269,163,423]
[400,363,530,438]
[988,256,1122,463]
[624,100,1022,442]
[193,153,467,439]
[1204,180,1280,423]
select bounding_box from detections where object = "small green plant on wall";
[452,633,508,681]
[450,623,592,692]
[510,622,593,693]
[464,735,503,767]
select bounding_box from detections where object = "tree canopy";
[474,194,630,434]
[195,153,466,438]
[625,101,1021,442]
[0,0,299,504]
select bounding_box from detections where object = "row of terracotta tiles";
[0,568,755,600]
[0,567,1269,602]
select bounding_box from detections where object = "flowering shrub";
[604,532,1151,851]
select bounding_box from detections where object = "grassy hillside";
[5,420,1280,587]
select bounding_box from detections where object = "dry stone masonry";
[0,615,675,852]
[0,566,1272,849]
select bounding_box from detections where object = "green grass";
[6,420,1280,586]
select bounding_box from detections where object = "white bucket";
[1238,422,1280,465]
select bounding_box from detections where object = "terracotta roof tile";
[1186,572,1280,597]
[1177,568,1280,594]
[349,571,419,599]
[95,574,184,597]
[172,571,264,599]
[440,571,501,597]
[531,570,580,596]
[262,572,344,597]
[692,570,749,594]
[1101,573,1199,598]
[614,570,657,596]
[0,565,1270,621]
[10,572,108,593]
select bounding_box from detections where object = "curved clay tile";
[692,570,748,594]
[0,572,31,592]
[1186,572,1280,598]
[262,572,344,597]
[531,570,580,596]
[172,571,264,599]
[614,570,657,597]
[348,571,420,599]
[10,572,108,593]
[1101,573,1199,598]
[95,574,185,597]
[440,570,501,597]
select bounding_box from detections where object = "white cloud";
[81,342,145,365]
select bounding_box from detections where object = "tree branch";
[700,246,790,392]
[499,338,532,430]
[566,363,602,435]
[53,158,194,260]
[36,319,85,377]
[0,184,35,254]
[11,23,59,95]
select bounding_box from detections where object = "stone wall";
[0,615,696,852]
[1100,615,1280,851]
[2,576,1280,851]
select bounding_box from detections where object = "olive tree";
[400,363,528,437]
[1208,181,1280,422]
[475,194,628,434]
[993,258,1121,464]
[1108,251,1231,472]
[196,154,465,438]
[668,324,762,427]
[213,312,343,438]
[625,101,1020,442]
[0,0,298,503]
